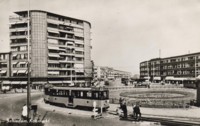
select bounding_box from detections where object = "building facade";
[94,66,132,80]
[0,10,92,86]
[0,52,11,78]
[140,52,200,82]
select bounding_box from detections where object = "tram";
[44,86,109,110]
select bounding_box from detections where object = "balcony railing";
[47,19,83,29]
[10,35,27,39]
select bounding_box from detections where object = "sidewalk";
[109,103,200,125]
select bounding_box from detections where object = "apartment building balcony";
[58,28,74,34]
[48,67,60,70]
[59,36,74,41]
[59,60,74,63]
[10,42,27,47]
[75,40,84,45]
[67,46,75,49]
[47,35,75,42]
[12,68,27,75]
[48,45,60,51]
[10,27,29,32]
[9,17,28,24]
[0,70,7,74]
[74,60,84,64]
[47,19,83,29]
[75,54,84,58]
[59,67,75,71]
[47,71,59,76]
[48,53,60,58]
[10,35,27,39]
[59,52,74,56]
[74,32,84,37]
[47,27,59,34]
[75,47,84,51]
[0,59,8,63]
[48,60,60,64]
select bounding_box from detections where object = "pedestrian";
[119,97,123,109]
[21,104,27,120]
[132,103,136,118]
[134,104,141,120]
[121,100,127,118]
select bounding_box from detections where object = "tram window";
[104,91,108,99]
[92,92,99,99]
[80,91,83,97]
[65,90,69,96]
[87,91,92,98]
[74,91,79,97]
[58,90,65,96]
[51,89,56,96]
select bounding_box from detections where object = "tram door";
[68,90,74,105]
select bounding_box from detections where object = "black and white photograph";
[0,0,200,126]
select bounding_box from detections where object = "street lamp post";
[195,56,197,78]
[27,0,31,122]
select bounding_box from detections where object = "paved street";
[0,92,162,126]
[1,89,200,126]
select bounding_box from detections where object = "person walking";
[119,97,123,109]
[21,104,27,120]
[134,104,141,120]
[132,103,136,118]
[121,100,127,118]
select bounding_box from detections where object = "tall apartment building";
[0,10,92,86]
[140,52,200,83]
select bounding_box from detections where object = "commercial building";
[140,52,200,83]
[0,10,92,87]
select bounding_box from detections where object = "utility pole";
[195,56,197,78]
[27,0,31,122]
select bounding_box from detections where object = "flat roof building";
[0,10,92,86]
[140,52,200,83]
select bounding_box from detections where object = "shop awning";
[196,75,200,80]
[48,81,63,84]
[153,77,161,80]
[48,71,59,75]
[48,46,60,50]
[1,62,7,65]
[11,81,21,85]
[2,81,10,84]
[12,54,18,57]
[165,76,174,80]
[17,70,27,74]
[173,78,187,81]
[75,69,84,72]
[12,62,18,65]
[12,70,18,74]
[32,81,47,85]
[144,76,150,80]
[0,70,6,74]
[20,81,27,85]
[62,81,71,83]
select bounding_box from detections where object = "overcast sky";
[0,0,200,74]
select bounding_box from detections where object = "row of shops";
[0,80,90,91]
[144,76,199,84]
